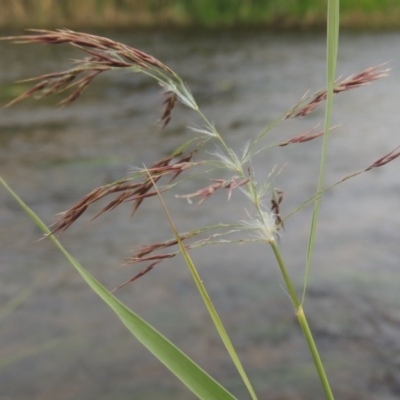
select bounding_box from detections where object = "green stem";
[297,306,334,400]
[270,241,299,309]
[270,241,334,399]
[148,172,258,400]
[303,0,340,305]
[183,255,258,400]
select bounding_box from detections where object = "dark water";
[1,29,400,400]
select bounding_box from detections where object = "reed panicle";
[2,30,394,291]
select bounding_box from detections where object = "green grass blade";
[147,172,258,400]
[0,175,237,400]
[303,0,340,305]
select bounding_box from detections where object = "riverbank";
[1,0,400,30]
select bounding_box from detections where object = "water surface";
[1,29,400,400]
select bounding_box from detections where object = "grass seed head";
[286,64,389,118]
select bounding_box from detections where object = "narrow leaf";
[146,171,258,400]
[0,176,237,400]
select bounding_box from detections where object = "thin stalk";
[147,171,258,400]
[270,241,334,399]
[195,106,271,227]
[303,0,340,305]
[270,241,299,309]
[297,307,334,400]
[197,108,233,159]
[179,245,258,400]
[246,111,289,156]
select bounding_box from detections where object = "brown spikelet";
[5,80,49,108]
[49,181,140,235]
[337,146,400,185]
[278,125,340,146]
[159,91,177,128]
[114,231,198,290]
[47,148,202,235]
[286,64,389,119]
[114,224,245,289]
[113,261,163,291]
[2,29,176,108]
[365,146,400,171]
[59,70,102,106]
[177,177,250,205]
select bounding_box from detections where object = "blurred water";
[0,29,400,400]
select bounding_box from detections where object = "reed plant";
[1,1,398,398]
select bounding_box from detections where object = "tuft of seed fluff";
[241,209,278,244]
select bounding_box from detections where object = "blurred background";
[1,1,400,400]
[0,0,400,30]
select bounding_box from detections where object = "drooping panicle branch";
[3,29,174,72]
[284,145,400,223]
[116,225,245,289]
[286,64,389,118]
[339,146,400,183]
[177,177,250,205]
[278,125,340,146]
[49,149,202,236]
[2,29,181,125]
